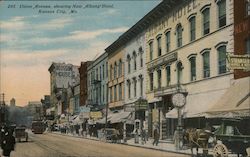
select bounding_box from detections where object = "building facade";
[145,0,234,139]
[233,0,250,79]
[10,98,16,107]
[48,62,79,117]
[79,62,91,106]
[87,53,108,111]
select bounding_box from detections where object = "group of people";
[0,126,16,157]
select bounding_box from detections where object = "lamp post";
[171,92,186,150]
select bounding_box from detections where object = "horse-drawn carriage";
[213,119,250,157]
[184,119,250,157]
[15,126,28,142]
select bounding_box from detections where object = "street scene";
[0,0,250,157]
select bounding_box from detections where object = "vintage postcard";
[0,0,249,157]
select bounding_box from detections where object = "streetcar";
[31,121,45,134]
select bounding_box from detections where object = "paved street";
[6,132,189,157]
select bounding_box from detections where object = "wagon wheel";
[213,143,228,157]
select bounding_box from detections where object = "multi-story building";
[87,53,108,112]
[27,101,43,120]
[144,0,234,139]
[233,0,250,79]
[79,62,91,106]
[48,62,79,118]
[10,98,16,107]
[105,46,125,111]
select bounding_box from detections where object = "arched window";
[202,8,210,35]
[202,51,210,78]
[118,59,122,77]
[189,16,196,41]
[133,51,137,71]
[217,0,226,28]
[165,31,171,52]
[110,65,113,80]
[149,72,154,91]
[217,45,227,74]
[133,77,137,97]
[176,24,183,48]
[139,47,143,67]
[127,80,131,99]
[189,57,196,81]
[114,62,117,79]
[149,41,153,61]
[127,55,131,74]
[157,36,162,56]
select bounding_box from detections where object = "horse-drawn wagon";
[14,126,28,142]
[213,119,250,157]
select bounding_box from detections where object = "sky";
[0,0,160,106]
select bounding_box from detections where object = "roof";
[105,0,183,55]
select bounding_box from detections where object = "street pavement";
[0,131,190,157]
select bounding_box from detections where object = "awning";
[202,77,250,118]
[165,87,227,118]
[109,111,132,124]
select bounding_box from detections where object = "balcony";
[147,52,177,71]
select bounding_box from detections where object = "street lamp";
[171,92,186,150]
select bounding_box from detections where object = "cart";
[213,119,250,157]
[15,127,28,142]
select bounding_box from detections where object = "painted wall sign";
[227,54,250,70]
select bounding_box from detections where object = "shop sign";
[227,54,250,70]
[90,111,102,119]
[124,104,135,112]
[135,99,148,111]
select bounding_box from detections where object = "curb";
[49,132,191,156]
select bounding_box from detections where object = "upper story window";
[189,56,196,81]
[119,83,122,100]
[202,51,210,78]
[106,62,108,79]
[96,69,98,80]
[189,16,196,41]
[176,24,183,48]
[133,51,137,71]
[127,80,131,99]
[102,64,105,79]
[139,75,143,97]
[149,72,154,91]
[247,0,250,16]
[218,0,226,28]
[166,65,171,86]
[246,38,250,55]
[202,8,210,35]
[165,31,171,53]
[118,59,122,77]
[157,69,162,89]
[100,66,102,80]
[133,77,137,97]
[157,36,162,56]
[139,47,143,67]
[127,55,131,74]
[110,87,112,102]
[114,85,117,102]
[217,45,227,74]
[110,65,113,80]
[149,42,153,61]
[114,62,117,79]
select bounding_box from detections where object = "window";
[190,16,196,41]
[118,59,122,77]
[149,73,154,91]
[103,64,105,79]
[166,66,171,86]
[149,42,153,61]
[189,57,196,81]
[110,65,112,80]
[247,0,250,16]
[133,78,137,97]
[114,62,117,79]
[133,51,137,70]
[157,69,161,89]
[176,24,183,48]
[218,46,227,74]
[203,8,210,35]
[114,85,117,101]
[96,69,98,80]
[119,83,122,100]
[246,38,250,55]
[127,80,131,99]
[127,55,131,74]
[203,51,210,78]
[165,31,171,52]
[218,0,226,28]
[157,36,162,56]
[103,85,105,102]
[100,66,102,80]
[106,62,108,79]
[139,47,143,67]
[110,87,112,102]
[140,76,143,97]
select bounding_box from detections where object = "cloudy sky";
[0,1,160,106]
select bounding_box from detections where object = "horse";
[183,128,213,157]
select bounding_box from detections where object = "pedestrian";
[152,127,159,146]
[1,129,16,157]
